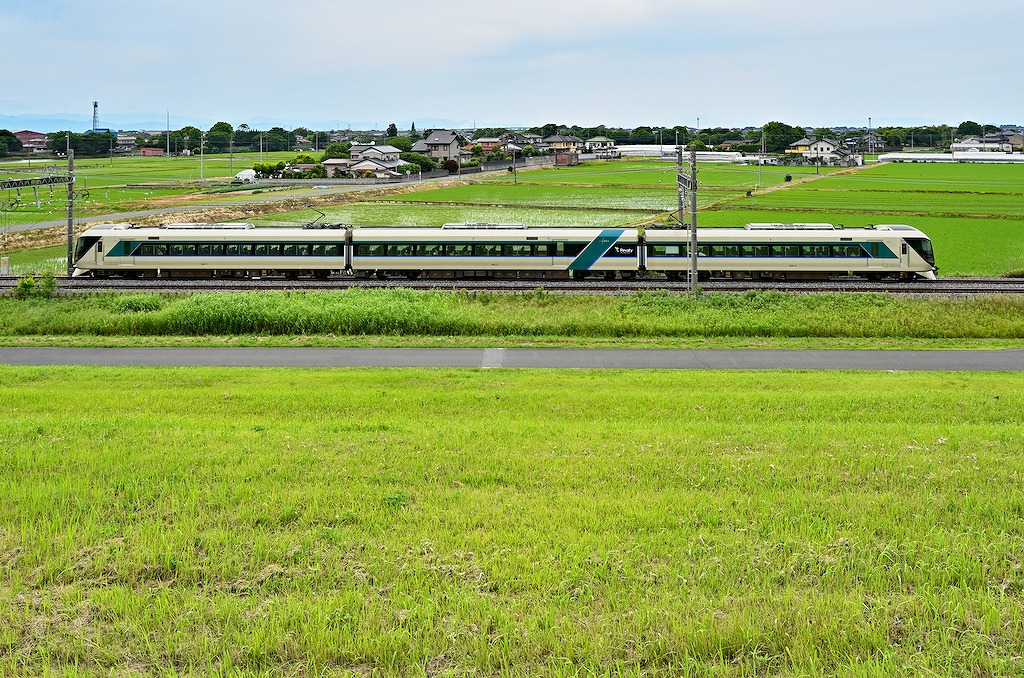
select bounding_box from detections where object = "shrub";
[11,272,57,300]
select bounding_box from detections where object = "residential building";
[423,130,462,161]
[543,135,584,153]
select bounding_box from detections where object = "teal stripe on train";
[568,229,625,271]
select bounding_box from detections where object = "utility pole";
[66,150,75,276]
[677,145,699,296]
[688,146,697,295]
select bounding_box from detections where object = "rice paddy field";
[2,367,1023,676]
[703,162,1024,276]
[4,156,1023,276]
[0,153,295,227]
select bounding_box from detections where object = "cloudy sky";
[3,0,1021,132]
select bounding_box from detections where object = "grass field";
[2,367,1023,675]
[3,290,1024,342]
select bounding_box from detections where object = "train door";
[900,241,910,269]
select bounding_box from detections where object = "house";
[13,130,47,153]
[116,134,139,154]
[847,131,892,154]
[423,130,462,161]
[140,147,165,157]
[543,135,583,153]
[952,137,1012,152]
[584,136,616,152]
[466,137,504,153]
[786,136,857,164]
[350,144,403,162]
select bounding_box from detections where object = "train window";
[254,244,269,256]
[834,244,863,257]
[563,243,585,257]
[445,244,473,256]
[771,245,800,257]
[239,244,255,256]
[143,244,168,256]
[901,243,908,255]
[801,245,831,257]
[724,245,740,257]
[474,244,502,257]
[556,242,565,256]
[386,244,414,256]
[535,244,551,256]
[324,245,341,256]
[742,245,771,257]
[697,245,711,257]
[226,244,240,256]
[170,244,185,256]
[650,244,682,256]
[283,244,298,256]
[504,244,532,256]
[710,245,725,257]
[356,244,384,256]
[418,244,443,256]
[312,244,325,256]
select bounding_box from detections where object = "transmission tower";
[92,101,99,131]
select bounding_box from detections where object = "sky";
[2,0,1022,133]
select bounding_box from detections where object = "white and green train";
[72,222,937,281]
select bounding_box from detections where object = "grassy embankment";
[1,290,1023,349]
[2,367,1023,675]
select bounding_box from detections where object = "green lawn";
[2,367,1023,675]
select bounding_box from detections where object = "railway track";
[2,275,1023,295]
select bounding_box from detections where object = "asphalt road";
[0,347,1022,370]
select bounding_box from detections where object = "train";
[72,221,937,281]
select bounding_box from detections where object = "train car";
[71,221,936,281]
[646,223,936,281]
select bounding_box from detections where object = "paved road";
[0,347,1022,370]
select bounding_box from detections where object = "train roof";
[79,222,930,240]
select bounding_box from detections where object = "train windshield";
[74,236,100,262]
[905,238,935,267]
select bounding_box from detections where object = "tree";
[957,121,983,137]
[46,131,116,156]
[470,144,484,157]
[292,153,317,164]
[264,127,294,152]
[177,126,201,151]
[206,122,234,153]
[761,121,805,153]
[387,136,412,152]
[399,152,437,172]
[523,145,536,157]
[443,159,459,173]
[0,129,20,156]
[320,142,351,161]
[386,123,399,138]
[812,127,834,140]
